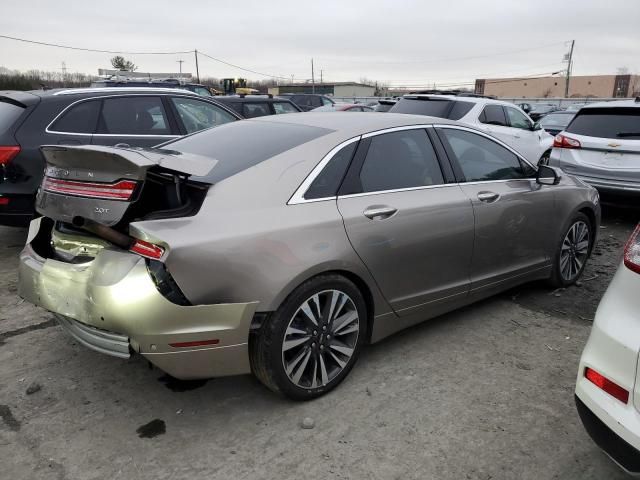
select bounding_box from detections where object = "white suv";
[549,99,640,196]
[389,93,554,164]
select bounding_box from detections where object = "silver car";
[549,98,640,195]
[19,113,600,400]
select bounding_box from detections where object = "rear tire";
[549,212,593,288]
[250,274,367,400]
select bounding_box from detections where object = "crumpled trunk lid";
[37,145,216,226]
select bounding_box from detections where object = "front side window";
[304,141,358,200]
[359,129,444,193]
[505,107,532,130]
[242,103,271,118]
[479,105,507,126]
[321,97,333,106]
[171,97,236,134]
[98,96,171,135]
[439,128,528,182]
[50,100,101,134]
[273,102,298,114]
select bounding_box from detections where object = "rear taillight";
[624,224,640,274]
[42,177,137,201]
[553,134,581,149]
[130,239,165,260]
[585,367,629,404]
[0,146,20,165]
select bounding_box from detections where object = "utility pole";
[61,61,67,88]
[177,59,184,79]
[564,40,575,98]
[194,49,200,83]
[311,58,315,93]
[320,69,323,84]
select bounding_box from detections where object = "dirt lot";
[1,206,638,480]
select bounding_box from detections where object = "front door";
[337,127,474,316]
[436,126,554,292]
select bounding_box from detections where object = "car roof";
[249,111,458,138]
[40,87,204,97]
[401,94,513,107]
[215,95,293,103]
[580,99,640,109]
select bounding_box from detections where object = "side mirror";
[537,165,561,185]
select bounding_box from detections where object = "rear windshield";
[162,120,333,183]
[565,108,640,139]
[389,98,473,120]
[0,99,26,136]
[540,113,575,128]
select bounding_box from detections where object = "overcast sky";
[1,0,639,87]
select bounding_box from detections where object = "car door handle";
[363,206,397,220]
[477,191,500,203]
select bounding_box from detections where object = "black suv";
[278,93,335,112]
[0,87,240,226]
[214,95,302,118]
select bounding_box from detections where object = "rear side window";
[0,100,25,136]
[359,129,444,193]
[448,101,474,120]
[170,97,236,134]
[273,102,298,114]
[439,128,527,182]
[165,120,333,184]
[98,96,171,135]
[50,100,100,134]
[566,108,640,139]
[304,141,357,199]
[479,105,507,126]
[242,103,271,118]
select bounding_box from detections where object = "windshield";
[565,108,640,139]
[540,113,575,128]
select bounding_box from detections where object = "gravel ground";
[0,206,638,480]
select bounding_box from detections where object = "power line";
[197,50,290,80]
[0,34,194,55]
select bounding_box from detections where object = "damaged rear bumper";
[18,220,258,379]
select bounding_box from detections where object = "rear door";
[503,106,543,161]
[476,104,514,145]
[337,127,474,316]
[92,95,180,148]
[436,126,553,293]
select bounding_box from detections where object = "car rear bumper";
[0,193,35,226]
[575,395,640,475]
[18,219,258,379]
[572,173,640,195]
[575,263,640,474]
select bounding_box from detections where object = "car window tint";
[321,97,333,106]
[389,98,453,118]
[193,87,212,97]
[273,102,298,114]
[480,105,507,126]
[540,113,574,128]
[98,97,171,135]
[51,100,100,134]
[439,128,527,182]
[346,106,362,112]
[565,108,640,139]
[0,100,25,135]
[165,121,333,184]
[310,96,323,107]
[242,103,271,118]
[505,107,532,129]
[171,97,236,134]
[292,95,312,107]
[448,101,474,120]
[359,129,444,193]
[305,141,358,200]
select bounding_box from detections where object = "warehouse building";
[268,82,376,97]
[475,74,640,98]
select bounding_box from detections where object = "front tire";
[549,212,593,287]
[250,274,367,400]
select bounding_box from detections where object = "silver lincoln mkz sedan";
[19,113,600,399]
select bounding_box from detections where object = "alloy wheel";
[281,289,360,389]
[560,220,590,281]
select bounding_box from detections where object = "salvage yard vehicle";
[0,87,240,226]
[549,99,640,197]
[311,103,375,112]
[389,92,554,165]
[214,94,302,118]
[537,111,576,139]
[279,93,335,111]
[18,112,600,400]
[575,223,640,475]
